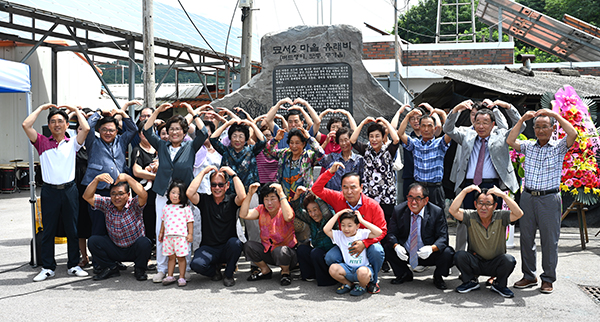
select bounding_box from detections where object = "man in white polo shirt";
[23,103,90,281]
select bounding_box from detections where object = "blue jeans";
[190,237,243,278]
[297,244,337,286]
[325,242,385,282]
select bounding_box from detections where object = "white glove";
[417,245,433,259]
[394,244,408,261]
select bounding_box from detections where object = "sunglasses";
[211,182,227,188]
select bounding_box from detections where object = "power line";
[292,0,305,24]
[176,0,231,69]
[224,0,240,59]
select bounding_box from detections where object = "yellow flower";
[594,188,600,195]
[584,187,591,194]
[571,188,579,195]
[561,183,570,192]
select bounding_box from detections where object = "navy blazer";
[386,201,449,252]
[144,125,208,196]
[82,112,137,190]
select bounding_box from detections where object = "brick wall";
[362,42,397,60]
[362,41,514,65]
[534,67,600,77]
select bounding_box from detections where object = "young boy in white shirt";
[324,209,382,296]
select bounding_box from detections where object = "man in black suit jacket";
[384,182,455,289]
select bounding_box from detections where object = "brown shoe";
[540,281,553,294]
[513,278,538,289]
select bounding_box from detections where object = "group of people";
[23,95,576,298]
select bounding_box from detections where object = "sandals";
[162,276,176,286]
[246,270,273,282]
[280,274,291,286]
[78,256,90,268]
[177,278,187,287]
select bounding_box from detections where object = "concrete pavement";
[1,189,600,321]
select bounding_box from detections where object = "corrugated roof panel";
[429,68,600,98]
[2,0,260,58]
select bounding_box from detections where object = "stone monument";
[212,24,404,127]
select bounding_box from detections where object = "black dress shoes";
[433,276,447,290]
[391,271,414,284]
[134,267,147,281]
[93,266,120,280]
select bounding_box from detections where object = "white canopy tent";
[0,58,37,265]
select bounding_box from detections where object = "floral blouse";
[353,140,399,205]
[210,137,266,192]
[264,136,325,199]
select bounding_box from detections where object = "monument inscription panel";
[273,63,353,114]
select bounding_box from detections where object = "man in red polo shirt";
[312,162,387,294]
[23,103,90,282]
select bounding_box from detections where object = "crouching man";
[83,173,152,281]
[449,185,523,298]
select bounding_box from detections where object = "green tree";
[543,0,600,26]
[394,0,598,62]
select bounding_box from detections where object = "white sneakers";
[67,266,89,277]
[33,266,89,282]
[33,268,55,282]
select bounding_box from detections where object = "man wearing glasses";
[384,182,454,290]
[449,185,524,298]
[507,109,576,294]
[83,173,151,281]
[82,102,139,237]
[398,106,452,210]
[186,166,246,287]
[443,99,525,252]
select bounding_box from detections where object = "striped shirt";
[403,136,450,183]
[94,195,145,248]
[520,138,568,191]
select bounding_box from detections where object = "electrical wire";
[224,0,240,61]
[177,0,231,69]
[90,21,143,72]
[292,0,305,24]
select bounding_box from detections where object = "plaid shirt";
[403,136,450,183]
[319,152,364,191]
[520,138,568,191]
[94,195,146,248]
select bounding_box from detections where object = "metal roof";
[0,0,260,60]
[476,0,600,62]
[428,68,600,98]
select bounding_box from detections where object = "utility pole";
[240,0,253,86]
[143,0,156,111]
[394,0,399,76]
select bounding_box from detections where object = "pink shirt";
[33,133,82,184]
[256,151,278,183]
[256,204,297,252]
[318,134,341,154]
[161,204,194,237]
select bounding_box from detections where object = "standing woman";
[143,102,208,283]
[131,120,158,243]
[254,116,279,184]
[350,117,400,221]
[264,127,325,200]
